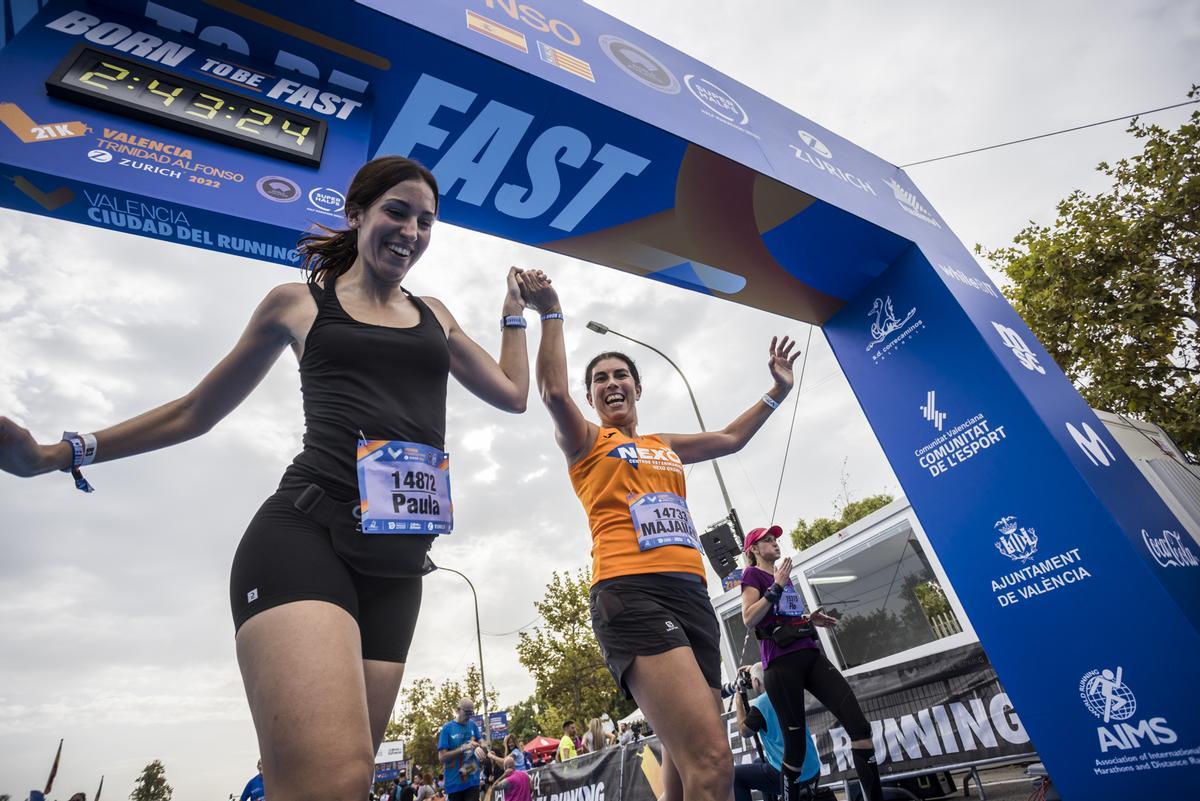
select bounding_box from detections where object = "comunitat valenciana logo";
[1078,666,1177,753]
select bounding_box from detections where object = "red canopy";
[523,735,560,755]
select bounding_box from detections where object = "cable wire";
[899,99,1199,168]
[770,326,815,524]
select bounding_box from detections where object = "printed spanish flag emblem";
[465,9,528,53]
[537,41,595,82]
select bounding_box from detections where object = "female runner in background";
[741,526,883,801]
[519,269,798,801]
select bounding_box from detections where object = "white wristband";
[761,394,780,410]
[80,432,98,466]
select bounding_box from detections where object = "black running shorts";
[589,572,722,698]
[229,491,423,662]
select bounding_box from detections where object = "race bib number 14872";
[357,440,453,534]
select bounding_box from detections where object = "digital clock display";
[46,45,327,167]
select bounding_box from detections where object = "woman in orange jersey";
[519,270,798,801]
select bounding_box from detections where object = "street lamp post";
[585,320,738,529]
[430,562,490,738]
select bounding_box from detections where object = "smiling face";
[587,356,642,426]
[348,177,436,285]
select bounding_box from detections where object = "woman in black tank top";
[0,157,534,801]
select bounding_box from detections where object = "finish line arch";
[1,1,1196,797]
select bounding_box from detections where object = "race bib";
[628,491,700,551]
[357,440,453,534]
[776,583,807,617]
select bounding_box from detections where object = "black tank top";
[279,273,450,501]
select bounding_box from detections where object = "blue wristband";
[60,432,95,493]
[501,315,528,330]
[540,312,564,322]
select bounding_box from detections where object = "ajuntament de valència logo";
[1079,666,1178,753]
[1141,528,1199,568]
[994,516,1038,563]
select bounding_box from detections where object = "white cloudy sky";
[1,0,1196,797]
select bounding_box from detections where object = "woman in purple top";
[740,525,883,801]
[482,757,530,801]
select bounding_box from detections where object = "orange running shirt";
[568,427,705,584]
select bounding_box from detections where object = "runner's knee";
[286,751,375,801]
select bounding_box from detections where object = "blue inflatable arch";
[1,2,1197,796]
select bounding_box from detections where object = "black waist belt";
[284,482,357,529]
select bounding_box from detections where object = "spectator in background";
[733,662,820,801]
[503,733,532,770]
[482,757,531,801]
[582,718,612,752]
[399,775,417,801]
[617,722,634,746]
[556,720,579,761]
[416,771,437,801]
[240,759,265,801]
[438,698,483,801]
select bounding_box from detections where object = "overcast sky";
[1,0,1197,797]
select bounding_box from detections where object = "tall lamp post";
[585,320,740,538]
[430,562,491,737]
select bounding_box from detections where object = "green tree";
[789,493,894,551]
[979,88,1199,459]
[515,569,636,733]
[505,696,542,747]
[129,760,172,801]
[385,663,498,775]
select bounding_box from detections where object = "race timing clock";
[46,44,327,167]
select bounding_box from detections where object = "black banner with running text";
[524,644,1037,798]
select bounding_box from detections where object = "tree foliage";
[129,760,172,801]
[504,696,542,747]
[979,88,1199,459]
[385,663,497,776]
[515,569,636,733]
[789,493,895,551]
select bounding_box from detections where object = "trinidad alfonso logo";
[883,177,941,228]
[994,516,1038,562]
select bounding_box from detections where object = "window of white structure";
[800,514,975,675]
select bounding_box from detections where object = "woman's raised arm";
[521,270,595,462]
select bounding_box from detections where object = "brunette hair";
[299,156,438,285]
[584,351,641,389]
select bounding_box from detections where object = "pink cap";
[743,525,783,553]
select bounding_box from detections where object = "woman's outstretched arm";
[0,282,304,477]
[661,336,800,464]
